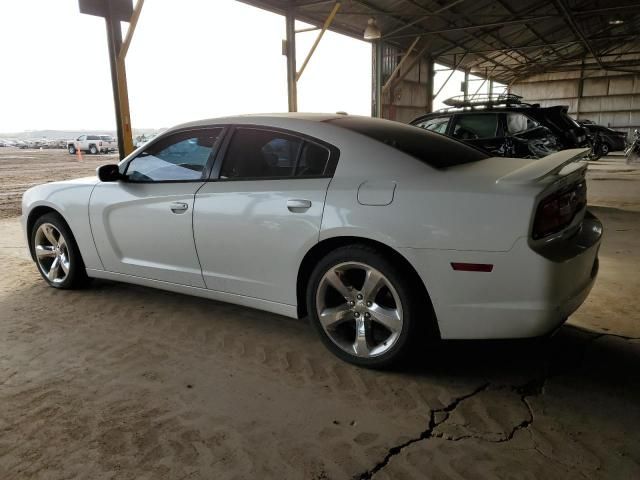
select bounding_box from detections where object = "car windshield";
[327,116,488,168]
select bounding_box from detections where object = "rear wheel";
[307,245,421,368]
[89,145,98,155]
[31,213,90,289]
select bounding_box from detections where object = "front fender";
[22,180,103,270]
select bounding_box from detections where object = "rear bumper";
[400,212,602,340]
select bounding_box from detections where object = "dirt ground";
[0,148,639,479]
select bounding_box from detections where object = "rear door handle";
[287,199,312,211]
[170,201,189,214]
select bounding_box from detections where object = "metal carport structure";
[239,0,640,125]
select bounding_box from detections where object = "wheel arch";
[26,205,70,261]
[296,235,441,338]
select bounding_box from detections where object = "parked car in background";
[68,135,117,154]
[22,113,601,368]
[579,120,627,156]
[135,133,157,148]
[411,94,590,159]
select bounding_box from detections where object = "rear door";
[193,126,337,305]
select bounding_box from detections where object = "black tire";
[30,212,90,289]
[306,244,426,368]
[600,142,610,156]
[68,145,76,154]
[89,144,98,155]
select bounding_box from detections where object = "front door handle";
[287,199,312,211]
[170,201,189,214]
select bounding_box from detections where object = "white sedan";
[22,114,602,367]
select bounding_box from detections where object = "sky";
[0,0,502,133]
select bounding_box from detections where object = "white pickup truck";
[67,135,117,155]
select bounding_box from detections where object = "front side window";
[506,113,539,134]
[220,129,306,179]
[451,114,499,140]
[414,116,450,134]
[125,128,221,182]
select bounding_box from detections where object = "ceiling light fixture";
[364,18,381,40]
[609,19,624,25]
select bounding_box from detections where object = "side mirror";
[97,164,121,182]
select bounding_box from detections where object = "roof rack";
[443,93,526,108]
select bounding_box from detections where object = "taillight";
[532,181,586,239]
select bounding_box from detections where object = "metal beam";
[382,0,465,39]
[296,1,341,81]
[553,0,604,69]
[386,41,432,91]
[385,15,556,40]
[285,7,298,112]
[351,0,518,74]
[118,0,144,62]
[373,40,382,117]
[433,53,466,98]
[382,36,420,92]
[425,57,434,113]
[463,70,469,102]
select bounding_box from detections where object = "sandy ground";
[0,148,113,218]
[0,148,639,479]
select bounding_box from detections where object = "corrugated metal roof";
[239,0,640,83]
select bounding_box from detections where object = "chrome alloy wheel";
[34,223,70,284]
[315,261,403,358]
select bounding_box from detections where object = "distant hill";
[0,129,164,140]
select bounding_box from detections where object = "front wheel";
[31,213,90,289]
[600,142,610,156]
[307,245,421,368]
[68,145,76,154]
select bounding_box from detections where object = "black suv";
[411,94,590,158]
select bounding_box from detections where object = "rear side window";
[295,143,330,176]
[451,114,499,140]
[87,135,100,141]
[414,116,450,134]
[220,128,332,179]
[328,116,488,168]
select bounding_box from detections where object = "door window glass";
[451,114,499,140]
[126,129,221,182]
[506,113,539,134]
[295,142,330,177]
[414,116,450,134]
[220,129,303,179]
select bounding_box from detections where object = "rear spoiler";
[496,148,589,184]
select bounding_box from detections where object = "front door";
[89,127,224,287]
[193,127,337,305]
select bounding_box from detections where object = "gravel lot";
[1,148,639,479]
